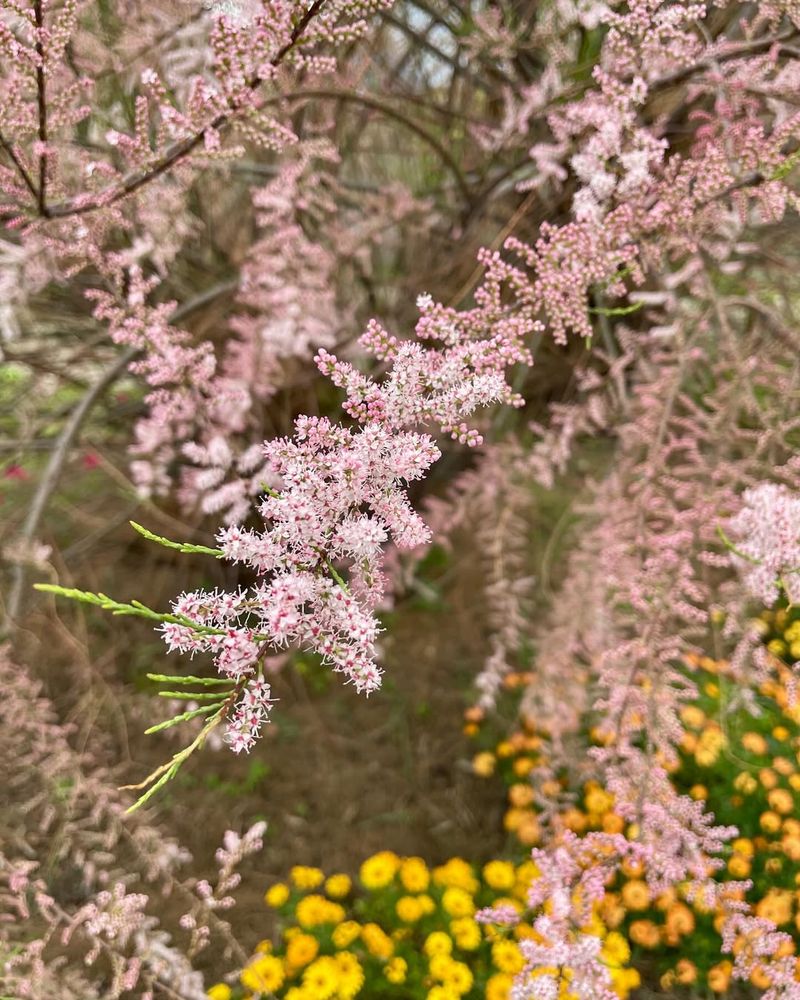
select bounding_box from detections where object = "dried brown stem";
[41,0,329,220]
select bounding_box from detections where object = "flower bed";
[210,852,638,999]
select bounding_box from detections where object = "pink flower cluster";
[722,912,800,1000]
[727,483,800,606]
[225,678,276,753]
[478,832,647,1000]
[159,302,526,741]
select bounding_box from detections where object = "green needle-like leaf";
[146,673,235,685]
[157,690,233,700]
[144,703,224,734]
[129,520,223,557]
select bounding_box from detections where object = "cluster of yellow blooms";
[207,853,639,999]
[469,636,800,994]
[206,608,800,998]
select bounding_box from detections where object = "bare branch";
[3,278,238,628]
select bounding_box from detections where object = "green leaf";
[144,703,224,734]
[129,520,223,557]
[716,525,760,565]
[157,690,233,700]
[588,301,643,317]
[34,583,229,636]
[146,673,235,686]
[770,149,800,182]
[123,712,225,812]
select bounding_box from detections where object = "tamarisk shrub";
[176,144,429,523]
[0,0,384,225]
[0,0,399,528]
[6,0,800,995]
[0,643,266,999]
[387,1,800,995]
[38,292,533,802]
[459,2,800,995]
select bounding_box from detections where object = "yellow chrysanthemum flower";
[491,939,524,974]
[296,893,345,928]
[442,960,473,995]
[442,886,475,918]
[601,931,630,967]
[514,922,539,941]
[361,922,394,959]
[483,860,516,891]
[450,916,481,950]
[385,956,408,984]
[359,851,400,890]
[611,966,641,998]
[756,889,793,926]
[302,957,339,999]
[734,771,758,794]
[769,787,794,814]
[427,987,460,1000]
[240,955,285,993]
[286,932,319,969]
[513,756,535,777]
[584,786,615,815]
[514,860,541,893]
[679,705,705,729]
[429,954,455,980]
[769,639,788,657]
[399,856,430,892]
[508,783,535,808]
[334,951,364,999]
[284,989,314,1000]
[695,725,725,765]
[290,866,325,889]
[728,854,751,878]
[325,873,352,898]
[784,835,800,861]
[494,896,523,918]
[486,972,514,1000]
[265,882,290,907]
[472,751,496,776]
[332,920,361,949]
[761,767,779,790]
[206,985,232,1000]
[433,858,479,894]
[424,931,453,957]
[395,895,423,922]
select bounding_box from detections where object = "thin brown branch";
[273,87,473,203]
[650,27,799,92]
[3,278,238,628]
[41,0,329,220]
[33,0,47,214]
[0,127,38,201]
